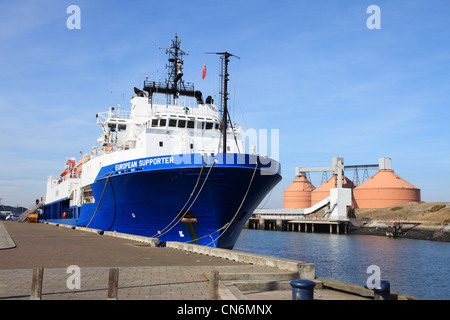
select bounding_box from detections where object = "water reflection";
[233,229,450,300]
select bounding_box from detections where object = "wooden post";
[108,268,119,300]
[30,267,44,300]
[209,270,219,300]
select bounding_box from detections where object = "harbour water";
[234,229,450,300]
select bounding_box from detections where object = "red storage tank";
[353,169,421,208]
[311,175,357,208]
[283,175,315,209]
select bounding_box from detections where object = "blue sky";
[0,0,449,208]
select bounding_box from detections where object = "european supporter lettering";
[115,156,174,171]
[138,156,174,167]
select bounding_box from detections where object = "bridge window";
[151,119,158,127]
[108,123,116,132]
[169,119,177,127]
[205,122,213,130]
[159,119,166,127]
[178,119,186,128]
[187,120,195,129]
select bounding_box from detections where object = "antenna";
[158,34,189,100]
[204,52,240,153]
[144,36,202,104]
[122,93,125,117]
[157,42,160,86]
[110,64,114,107]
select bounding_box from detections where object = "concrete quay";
[0,221,414,300]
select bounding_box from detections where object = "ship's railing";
[144,80,195,93]
[96,110,131,123]
[49,171,82,185]
[63,171,81,181]
[151,96,196,108]
[151,98,218,118]
[96,98,219,123]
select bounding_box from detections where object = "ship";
[41,36,281,249]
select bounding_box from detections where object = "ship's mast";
[166,35,188,100]
[142,36,204,104]
[206,51,239,153]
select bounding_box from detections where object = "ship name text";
[115,156,174,171]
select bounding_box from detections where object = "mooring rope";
[154,161,216,239]
[204,161,259,247]
[185,161,259,247]
[184,224,228,244]
[86,170,114,228]
[150,164,205,238]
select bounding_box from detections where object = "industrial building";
[283,157,421,210]
[353,158,421,208]
[249,157,421,234]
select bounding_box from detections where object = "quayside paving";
[0,221,407,300]
[0,221,245,269]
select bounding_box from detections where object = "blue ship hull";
[41,153,281,249]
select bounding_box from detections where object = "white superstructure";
[44,36,245,209]
[45,93,244,205]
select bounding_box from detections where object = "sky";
[0,0,449,208]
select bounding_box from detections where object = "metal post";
[205,51,239,154]
[373,280,391,300]
[222,54,229,153]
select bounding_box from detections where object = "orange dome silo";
[311,174,357,208]
[353,169,421,209]
[283,175,316,209]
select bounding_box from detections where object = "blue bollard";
[290,279,316,300]
[155,240,166,247]
[373,280,390,300]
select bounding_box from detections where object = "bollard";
[290,279,316,300]
[155,240,166,247]
[373,280,390,300]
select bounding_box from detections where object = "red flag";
[202,63,206,79]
